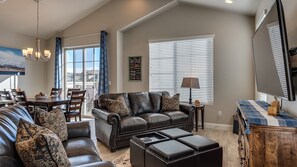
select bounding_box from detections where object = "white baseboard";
[203,122,233,131]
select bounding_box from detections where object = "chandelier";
[22,0,51,61]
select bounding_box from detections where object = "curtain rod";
[62,32,100,39]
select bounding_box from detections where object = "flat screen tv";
[252,0,295,101]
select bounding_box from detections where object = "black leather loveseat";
[92,91,194,152]
[0,105,114,167]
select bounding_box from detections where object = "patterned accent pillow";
[105,96,130,117]
[35,108,68,141]
[15,119,70,167]
[162,93,180,111]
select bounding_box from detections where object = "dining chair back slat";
[65,90,86,122]
[67,88,81,97]
[69,106,81,111]
[50,88,62,97]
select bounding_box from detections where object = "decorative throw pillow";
[105,96,130,117]
[15,119,70,167]
[162,93,180,111]
[35,108,68,141]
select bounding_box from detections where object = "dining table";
[27,96,69,111]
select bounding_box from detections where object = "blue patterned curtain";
[98,31,109,95]
[54,37,62,88]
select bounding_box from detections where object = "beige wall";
[123,4,255,124]
[0,28,47,97]
[46,0,175,93]
[256,0,297,117]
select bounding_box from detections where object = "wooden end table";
[194,104,205,131]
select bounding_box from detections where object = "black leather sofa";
[92,91,194,152]
[0,105,114,167]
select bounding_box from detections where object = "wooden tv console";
[237,100,297,167]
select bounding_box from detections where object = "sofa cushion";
[128,92,153,115]
[138,113,171,129]
[120,117,147,134]
[15,119,70,167]
[105,96,131,117]
[163,111,189,124]
[99,93,130,110]
[35,108,68,141]
[149,91,170,112]
[162,94,180,111]
[63,137,99,157]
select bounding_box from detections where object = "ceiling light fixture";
[225,0,233,4]
[22,0,51,61]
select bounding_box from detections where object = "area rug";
[112,150,131,167]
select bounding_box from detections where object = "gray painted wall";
[123,4,255,124]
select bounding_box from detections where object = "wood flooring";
[97,128,240,167]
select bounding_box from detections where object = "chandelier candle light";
[22,0,51,61]
[181,77,200,104]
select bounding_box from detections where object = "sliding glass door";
[64,46,100,115]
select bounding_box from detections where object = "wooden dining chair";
[66,88,80,98]
[0,90,15,107]
[12,91,28,108]
[4,89,17,100]
[11,91,35,118]
[64,90,86,122]
[0,91,13,100]
[50,88,62,97]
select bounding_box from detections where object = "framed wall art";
[129,56,141,81]
[0,46,25,75]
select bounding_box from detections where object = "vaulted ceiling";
[0,0,260,40]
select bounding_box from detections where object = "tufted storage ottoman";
[177,135,223,167]
[145,140,196,167]
[130,132,169,167]
[159,128,193,139]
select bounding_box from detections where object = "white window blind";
[149,36,214,104]
[267,22,287,98]
[258,92,267,101]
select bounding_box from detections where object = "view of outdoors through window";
[65,46,100,115]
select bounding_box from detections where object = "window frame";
[63,45,100,115]
[148,35,214,105]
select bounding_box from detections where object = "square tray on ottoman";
[145,140,196,167]
[130,132,169,167]
[159,128,193,139]
[177,135,223,167]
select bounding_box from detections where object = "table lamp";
[181,77,200,104]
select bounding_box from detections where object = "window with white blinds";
[267,22,288,98]
[149,35,214,104]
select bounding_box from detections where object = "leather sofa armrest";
[179,103,195,115]
[92,108,121,125]
[75,161,115,167]
[67,121,91,139]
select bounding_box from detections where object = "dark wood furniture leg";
[201,107,204,129]
[195,107,198,132]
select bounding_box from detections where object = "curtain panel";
[54,37,62,88]
[98,31,109,95]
